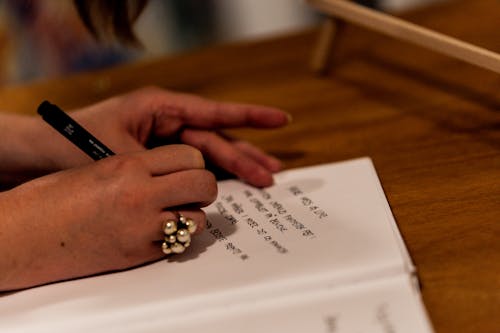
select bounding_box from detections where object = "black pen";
[37,101,115,160]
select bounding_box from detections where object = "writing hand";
[0,145,215,291]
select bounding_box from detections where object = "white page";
[0,157,415,332]
[119,275,433,333]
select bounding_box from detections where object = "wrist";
[0,190,27,290]
[0,113,76,186]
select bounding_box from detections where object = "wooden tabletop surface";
[0,0,498,332]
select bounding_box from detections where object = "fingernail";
[267,175,275,187]
[286,113,293,123]
[269,157,282,172]
[256,169,274,188]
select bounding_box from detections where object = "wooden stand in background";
[310,17,343,74]
[308,0,500,75]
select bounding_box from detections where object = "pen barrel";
[37,101,115,161]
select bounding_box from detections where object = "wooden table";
[0,0,498,331]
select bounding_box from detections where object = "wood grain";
[0,0,498,332]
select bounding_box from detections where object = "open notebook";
[0,158,433,332]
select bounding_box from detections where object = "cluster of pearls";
[162,214,197,255]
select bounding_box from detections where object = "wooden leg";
[310,17,342,75]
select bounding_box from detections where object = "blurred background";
[0,0,444,85]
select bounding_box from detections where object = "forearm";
[0,184,82,291]
[0,112,58,186]
[0,188,36,290]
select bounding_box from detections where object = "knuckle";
[98,156,149,208]
[210,101,226,126]
[228,155,247,174]
[138,85,163,96]
[185,146,205,168]
[198,170,218,203]
[117,187,143,211]
[136,86,176,110]
[105,155,145,174]
[133,86,173,114]
[193,210,207,233]
[181,130,215,150]
[172,144,205,169]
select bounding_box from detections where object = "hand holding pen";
[36,87,289,187]
[0,86,289,291]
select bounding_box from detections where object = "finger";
[181,129,275,187]
[233,141,283,173]
[152,168,218,208]
[133,145,205,176]
[153,91,291,130]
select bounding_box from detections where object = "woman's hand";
[0,145,216,291]
[30,87,290,187]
